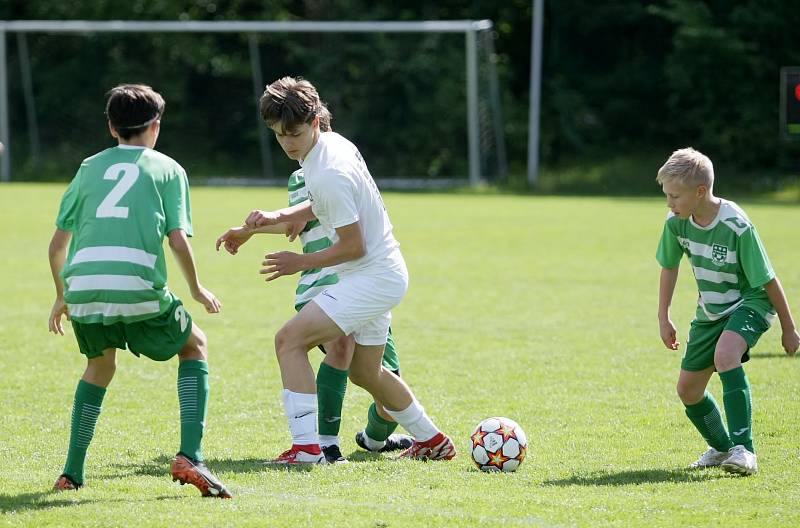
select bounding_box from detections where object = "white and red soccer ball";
[470,417,527,472]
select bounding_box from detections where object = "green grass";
[1,183,799,527]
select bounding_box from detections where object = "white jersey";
[300,132,403,276]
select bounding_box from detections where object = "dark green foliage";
[2,0,800,189]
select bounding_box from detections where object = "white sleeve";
[312,169,360,228]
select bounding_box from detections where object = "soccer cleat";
[322,444,348,464]
[53,474,82,491]
[170,453,233,498]
[689,447,729,469]
[398,432,456,461]
[265,444,326,465]
[721,445,758,476]
[355,431,414,453]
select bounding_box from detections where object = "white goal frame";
[0,19,495,186]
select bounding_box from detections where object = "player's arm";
[47,228,72,335]
[658,266,680,350]
[763,277,799,356]
[216,222,299,255]
[168,229,221,314]
[260,221,365,281]
[244,201,316,229]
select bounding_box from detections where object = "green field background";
[1,184,798,527]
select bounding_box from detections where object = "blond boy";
[656,147,799,475]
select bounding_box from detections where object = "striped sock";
[720,367,754,452]
[685,391,733,453]
[63,380,106,485]
[178,360,209,461]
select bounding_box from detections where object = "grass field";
[1,183,798,527]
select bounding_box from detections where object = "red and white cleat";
[398,432,456,461]
[266,444,326,465]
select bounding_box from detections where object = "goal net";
[0,20,506,188]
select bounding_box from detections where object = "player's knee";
[676,379,703,404]
[180,325,208,361]
[349,364,378,392]
[713,347,740,372]
[274,326,300,362]
[86,352,117,386]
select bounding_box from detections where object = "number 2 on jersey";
[96,162,139,218]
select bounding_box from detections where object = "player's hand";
[284,221,307,242]
[48,298,70,335]
[261,251,304,281]
[216,226,253,255]
[659,318,679,350]
[782,328,800,357]
[191,285,222,314]
[245,209,280,228]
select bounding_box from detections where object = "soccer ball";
[470,417,527,472]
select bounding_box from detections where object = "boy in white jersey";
[47,84,231,497]
[216,110,412,464]
[238,76,454,464]
[656,147,799,475]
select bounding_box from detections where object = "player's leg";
[269,302,345,464]
[170,321,232,497]
[127,300,231,497]
[356,400,413,453]
[317,335,354,463]
[55,318,125,491]
[679,318,733,468]
[715,308,769,475]
[348,342,454,461]
[356,328,412,453]
[677,367,732,467]
[55,348,117,490]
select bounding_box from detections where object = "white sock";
[282,389,319,446]
[385,399,439,442]
[319,435,339,449]
[361,432,386,451]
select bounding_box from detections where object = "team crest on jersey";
[711,244,728,265]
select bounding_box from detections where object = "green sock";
[720,366,754,452]
[317,362,348,437]
[364,402,399,442]
[178,360,209,461]
[63,379,106,485]
[684,391,733,453]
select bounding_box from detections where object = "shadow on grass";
[543,467,725,487]
[104,450,390,481]
[0,491,182,513]
[749,353,795,360]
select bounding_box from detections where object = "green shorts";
[682,306,771,372]
[71,299,193,362]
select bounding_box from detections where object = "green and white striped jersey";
[288,169,339,311]
[656,199,776,323]
[56,145,192,324]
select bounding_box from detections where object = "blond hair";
[656,147,714,188]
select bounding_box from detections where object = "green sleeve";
[655,219,682,268]
[163,167,193,236]
[55,168,82,231]
[738,226,775,288]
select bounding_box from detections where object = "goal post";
[0,19,505,187]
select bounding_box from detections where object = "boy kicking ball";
[243,76,455,464]
[655,147,799,475]
[216,108,412,464]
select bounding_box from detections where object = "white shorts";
[312,264,409,346]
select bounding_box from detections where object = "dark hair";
[105,84,165,140]
[259,76,329,132]
[318,106,332,132]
